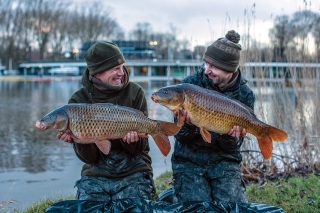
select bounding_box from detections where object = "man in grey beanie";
[56,41,155,202]
[171,30,255,203]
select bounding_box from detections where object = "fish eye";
[163,90,168,94]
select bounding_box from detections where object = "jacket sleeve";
[120,87,149,156]
[174,123,198,144]
[68,94,100,164]
[245,90,255,111]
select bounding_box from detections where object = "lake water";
[0,78,174,211]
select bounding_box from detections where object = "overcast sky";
[78,0,319,47]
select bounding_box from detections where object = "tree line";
[0,0,319,69]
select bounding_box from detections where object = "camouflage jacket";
[172,67,255,166]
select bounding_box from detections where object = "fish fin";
[256,126,287,160]
[95,140,111,155]
[268,126,288,142]
[177,110,184,127]
[151,121,181,156]
[159,121,181,136]
[138,133,149,138]
[200,127,211,143]
[151,134,171,156]
[241,134,251,140]
[257,137,273,160]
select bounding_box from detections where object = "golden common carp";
[35,103,180,156]
[151,83,288,160]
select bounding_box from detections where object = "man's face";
[204,62,233,88]
[94,64,124,86]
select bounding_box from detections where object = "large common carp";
[151,83,288,160]
[35,103,180,156]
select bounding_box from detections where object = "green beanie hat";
[84,41,125,75]
[203,30,242,72]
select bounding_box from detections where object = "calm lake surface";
[0,78,174,211]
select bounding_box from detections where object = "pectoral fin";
[95,140,112,155]
[177,110,184,127]
[200,127,211,143]
[137,133,149,138]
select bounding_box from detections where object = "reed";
[239,60,320,182]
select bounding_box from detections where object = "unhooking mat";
[45,198,284,213]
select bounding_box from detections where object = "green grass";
[22,196,74,213]
[2,172,320,212]
[154,170,173,193]
[246,174,320,212]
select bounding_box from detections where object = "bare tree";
[48,10,72,60]
[290,10,317,62]
[129,22,153,41]
[16,0,69,60]
[69,2,119,45]
[311,14,320,62]
[0,0,15,67]
[269,15,295,62]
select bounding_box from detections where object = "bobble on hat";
[203,30,242,72]
[225,30,240,44]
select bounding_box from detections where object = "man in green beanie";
[171,30,255,203]
[56,41,155,202]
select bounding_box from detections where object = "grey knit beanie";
[84,41,125,75]
[203,30,242,72]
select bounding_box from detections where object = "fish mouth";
[151,94,158,103]
[35,121,47,130]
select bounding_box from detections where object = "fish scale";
[35,103,180,156]
[65,105,158,139]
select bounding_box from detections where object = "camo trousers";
[75,172,155,202]
[173,161,247,203]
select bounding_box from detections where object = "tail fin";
[151,121,181,156]
[257,137,273,160]
[159,121,181,136]
[257,126,288,160]
[268,126,288,142]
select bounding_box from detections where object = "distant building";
[80,40,156,60]
[0,65,5,75]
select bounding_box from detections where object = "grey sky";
[78,0,319,47]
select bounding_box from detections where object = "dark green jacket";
[172,67,255,171]
[70,68,152,178]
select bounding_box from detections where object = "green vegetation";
[2,172,320,213]
[247,174,320,212]
[22,196,74,213]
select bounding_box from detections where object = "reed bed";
[240,64,320,183]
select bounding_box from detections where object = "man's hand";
[228,126,246,140]
[122,131,139,144]
[57,132,73,143]
[173,110,193,125]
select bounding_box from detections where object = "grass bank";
[2,171,320,213]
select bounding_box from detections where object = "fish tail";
[267,126,288,142]
[159,121,181,136]
[151,121,181,156]
[257,137,273,160]
[257,126,288,160]
[151,134,171,156]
